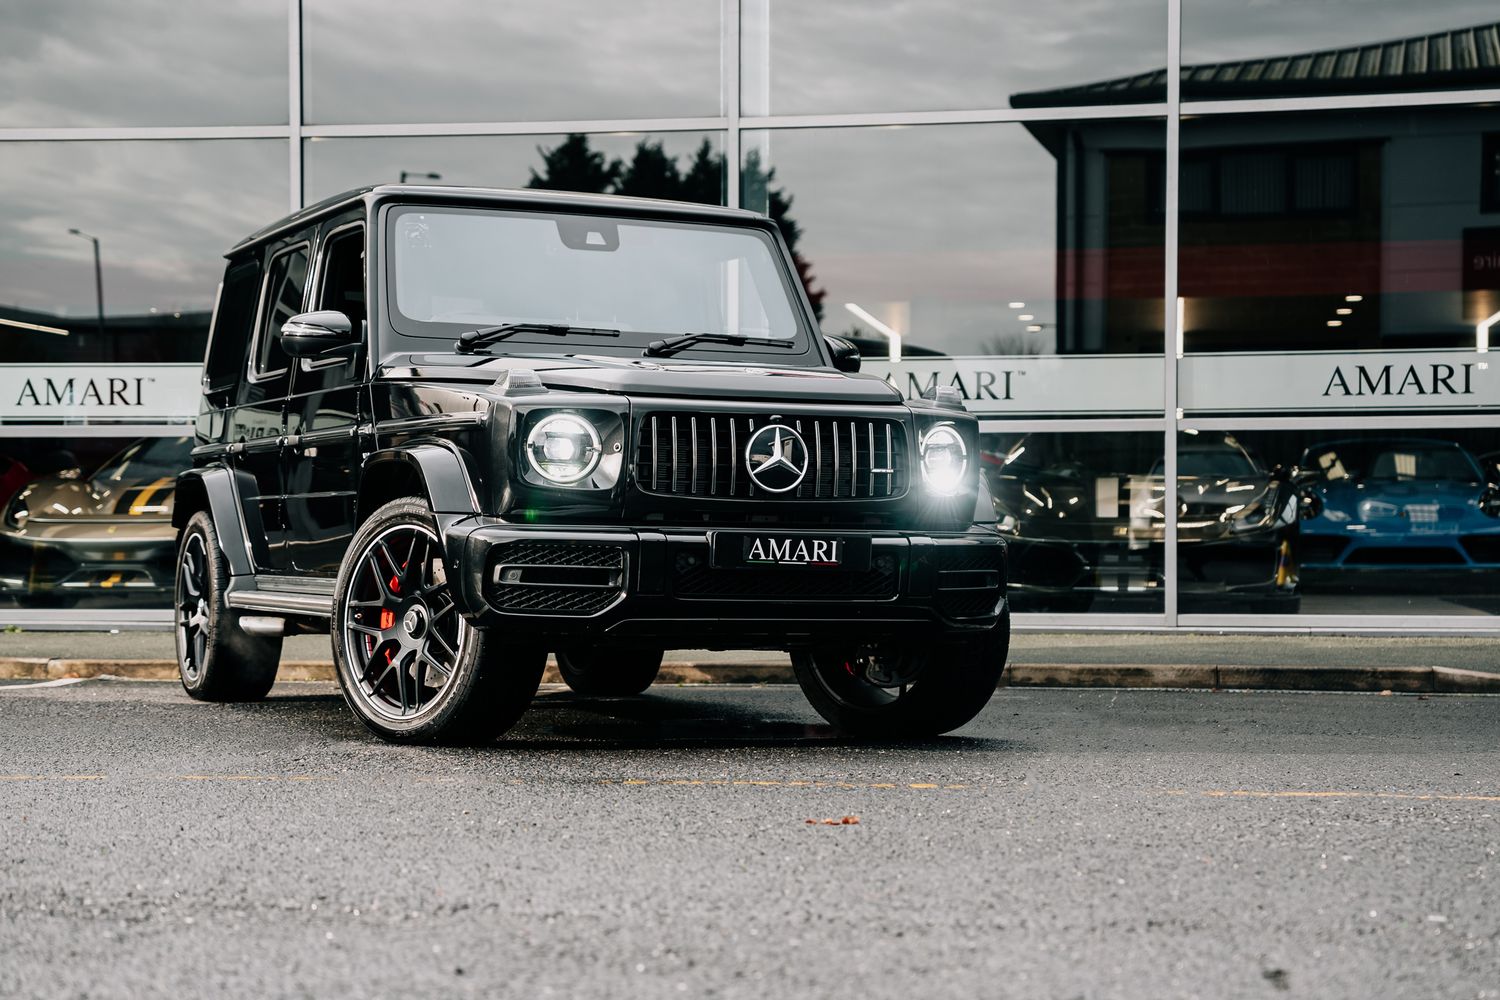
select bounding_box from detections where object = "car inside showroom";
[1,0,1497,632]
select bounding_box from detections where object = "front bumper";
[444,519,1007,648]
[0,522,176,596]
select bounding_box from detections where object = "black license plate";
[710,533,871,571]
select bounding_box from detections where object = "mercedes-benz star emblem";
[745,424,809,493]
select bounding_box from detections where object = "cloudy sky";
[1,0,1490,344]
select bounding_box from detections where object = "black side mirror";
[824,335,861,374]
[280,310,355,357]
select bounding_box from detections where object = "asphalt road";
[6,629,1499,672]
[1,680,1496,999]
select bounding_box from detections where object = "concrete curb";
[2,656,1497,693]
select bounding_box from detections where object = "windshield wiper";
[454,323,620,353]
[643,332,797,358]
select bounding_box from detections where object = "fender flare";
[172,465,255,577]
[359,442,481,519]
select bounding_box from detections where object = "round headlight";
[920,424,968,496]
[525,413,602,485]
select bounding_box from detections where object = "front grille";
[1460,536,1500,564]
[672,549,900,600]
[1298,536,1349,564]
[636,412,908,500]
[487,541,626,616]
[1344,545,1465,566]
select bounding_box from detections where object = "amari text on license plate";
[711,532,872,571]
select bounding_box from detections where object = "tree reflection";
[525,134,825,320]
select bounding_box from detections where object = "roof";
[1011,20,1500,107]
[228,184,761,255]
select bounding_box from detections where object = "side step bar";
[226,590,334,617]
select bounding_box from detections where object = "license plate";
[710,533,871,571]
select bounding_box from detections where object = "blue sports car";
[1297,438,1500,571]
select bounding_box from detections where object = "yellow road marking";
[0,774,104,781]
[1168,788,1500,803]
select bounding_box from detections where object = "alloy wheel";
[342,523,466,721]
[175,531,211,683]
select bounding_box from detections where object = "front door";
[229,240,310,574]
[284,221,366,576]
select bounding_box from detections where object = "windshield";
[1150,447,1261,479]
[1302,441,1481,483]
[92,437,193,484]
[386,206,811,358]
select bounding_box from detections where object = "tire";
[792,613,1009,738]
[331,496,545,744]
[556,647,663,696]
[175,510,281,701]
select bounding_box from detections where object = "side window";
[203,258,260,396]
[254,245,310,381]
[317,226,365,332]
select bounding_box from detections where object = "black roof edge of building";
[1010,19,1500,108]
[228,184,762,256]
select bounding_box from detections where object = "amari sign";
[863,355,1163,416]
[868,351,1494,417]
[0,364,202,422]
[1180,351,1495,413]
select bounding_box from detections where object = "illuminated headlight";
[920,424,968,496]
[525,413,601,485]
[1360,499,1400,520]
[1321,507,1350,523]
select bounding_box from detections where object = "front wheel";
[331,497,545,744]
[792,615,1009,738]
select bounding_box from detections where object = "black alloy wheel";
[341,521,463,721]
[332,497,545,744]
[176,529,211,686]
[175,510,281,701]
[791,614,1009,738]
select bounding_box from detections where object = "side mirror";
[280,310,355,357]
[824,335,861,374]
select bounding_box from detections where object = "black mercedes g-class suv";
[174,185,1008,742]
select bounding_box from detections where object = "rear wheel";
[792,615,1009,738]
[175,510,281,701]
[331,497,545,744]
[556,647,663,696]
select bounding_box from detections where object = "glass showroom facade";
[1,0,1498,630]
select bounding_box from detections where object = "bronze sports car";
[0,437,192,606]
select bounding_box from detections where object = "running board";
[226,591,334,617]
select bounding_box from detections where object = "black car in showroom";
[985,432,1301,613]
[174,185,1009,742]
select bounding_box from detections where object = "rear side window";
[203,258,260,396]
[253,245,310,381]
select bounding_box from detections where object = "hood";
[385,353,905,406]
[1318,477,1482,514]
[10,473,177,522]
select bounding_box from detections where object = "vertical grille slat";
[690,416,699,496]
[636,412,908,501]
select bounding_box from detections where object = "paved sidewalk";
[1,630,1495,691]
[1,629,1495,672]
